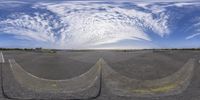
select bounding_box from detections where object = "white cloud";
[186,33,200,40]
[130,0,199,2]
[0,1,26,9]
[0,13,57,43]
[186,17,200,40]
[0,1,171,49]
[35,2,169,48]
[172,2,200,7]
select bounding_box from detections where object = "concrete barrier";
[101,58,195,97]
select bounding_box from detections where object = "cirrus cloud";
[0,1,170,49]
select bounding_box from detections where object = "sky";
[0,0,200,49]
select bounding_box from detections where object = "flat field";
[0,49,199,100]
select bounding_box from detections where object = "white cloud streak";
[186,33,200,40]
[186,17,200,40]
[0,1,27,9]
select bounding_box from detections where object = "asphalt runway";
[0,50,199,100]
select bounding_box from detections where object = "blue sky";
[0,0,200,49]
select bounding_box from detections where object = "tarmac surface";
[0,50,199,100]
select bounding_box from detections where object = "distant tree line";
[0,47,48,50]
[0,48,200,51]
[0,47,57,53]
